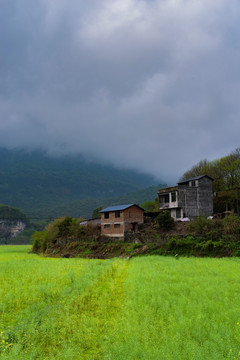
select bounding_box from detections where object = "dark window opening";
[115,211,120,218]
[171,192,176,202]
[164,194,169,203]
[104,224,110,228]
[114,224,120,228]
[104,212,109,219]
[132,223,137,232]
[176,209,181,218]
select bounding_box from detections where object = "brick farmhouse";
[99,204,144,237]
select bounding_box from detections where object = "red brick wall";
[101,210,124,237]
[123,206,144,223]
[101,206,144,237]
[101,222,124,237]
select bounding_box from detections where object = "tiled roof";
[99,204,143,212]
[178,174,213,184]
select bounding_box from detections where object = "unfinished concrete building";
[158,175,213,220]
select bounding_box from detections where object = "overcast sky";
[0,0,240,183]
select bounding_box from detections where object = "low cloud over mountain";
[1,0,240,182]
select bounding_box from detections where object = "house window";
[176,209,181,218]
[164,194,169,203]
[171,192,176,202]
[115,211,120,218]
[104,212,109,219]
[114,224,120,228]
[104,224,110,228]
[190,180,196,187]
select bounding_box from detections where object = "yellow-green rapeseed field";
[0,245,240,359]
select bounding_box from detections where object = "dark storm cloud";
[1,0,240,182]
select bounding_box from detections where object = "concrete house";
[99,204,144,237]
[158,175,213,220]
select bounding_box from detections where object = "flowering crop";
[0,331,12,354]
[0,246,240,359]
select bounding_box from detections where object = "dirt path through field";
[72,259,129,359]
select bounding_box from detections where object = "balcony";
[159,191,178,209]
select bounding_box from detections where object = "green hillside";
[0,204,29,222]
[25,185,163,220]
[0,148,161,214]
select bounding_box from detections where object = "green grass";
[0,246,240,359]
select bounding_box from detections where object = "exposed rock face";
[0,220,26,238]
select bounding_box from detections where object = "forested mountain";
[26,185,162,221]
[0,148,163,218]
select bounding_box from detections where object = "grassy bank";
[39,234,240,259]
[31,215,240,258]
[0,246,240,359]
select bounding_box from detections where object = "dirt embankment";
[40,222,240,259]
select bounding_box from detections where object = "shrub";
[31,231,47,252]
[156,211,175,231]
[187,217,212,234]
[58,217,72,237]
[31,217,101,253]
[45,218,64,242]
[223,215,240,234]
[31,217,72,252]
[70,222,86,238]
